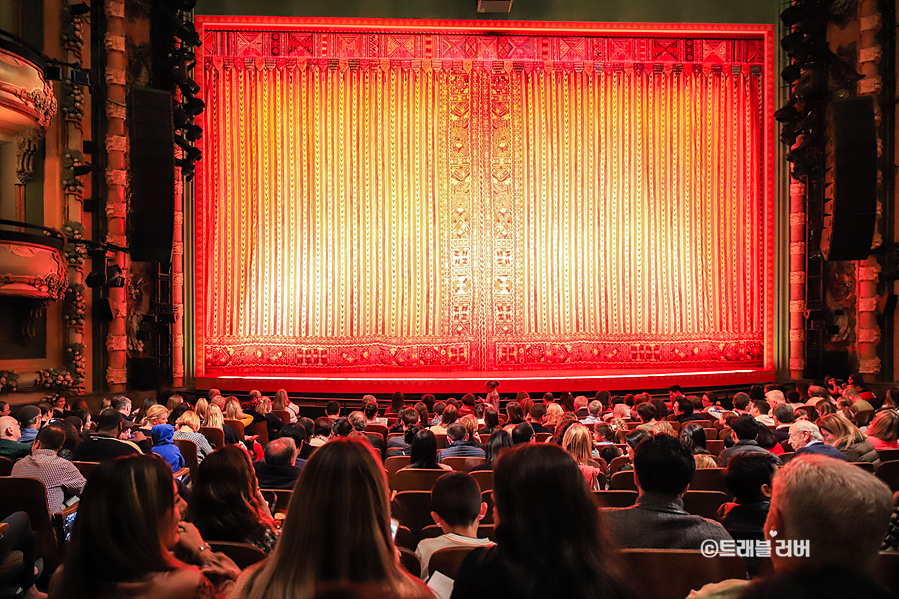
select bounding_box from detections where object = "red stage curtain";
[198,26,766,373]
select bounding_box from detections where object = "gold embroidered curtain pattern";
[196,26,768,374]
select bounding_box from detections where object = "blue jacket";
[151,424,186,472]
[794,440,847,461]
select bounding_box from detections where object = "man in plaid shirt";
[11,426,85,514]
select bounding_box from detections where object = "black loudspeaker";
[128,87,175,262]
[821,96,878,261]
[130,357,158,390]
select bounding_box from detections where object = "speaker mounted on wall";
[128,87,175,263]
[820,95,878,261]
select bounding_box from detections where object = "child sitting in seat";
[415,472,494,581]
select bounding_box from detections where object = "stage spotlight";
[792,70,825,100]
[175,146,202,167]
[780,123,801,147]
[168,16,201,47]
[44,65,63,81]
[774,103,800,123]
[85,269,105,288]
[780,4,805,28]
[780,31,805,54]
[69,2,90,15]
[175,134,191,151]
[73,164,92,176]
[71,68,91,87]
[184,123,203,142]
[106,264,125,288]
[177,77,200,97]
[183,96,205,116]
[781,63,802,85]
[173,105,189,128]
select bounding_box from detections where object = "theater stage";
[197,367,774,395]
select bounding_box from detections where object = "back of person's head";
[272,390,289,411]
[511,422,535,445]
[431,472,482,527]
[483,406,499,429]
[314,416,334,437]
[650,398,669,419]
[400,408,420,428]
[75,409,91,427]
[404,425,422,446]
[96,408,122,433]
[635,402,656,423]
[484,429,513,463]
[333,418,354,437]
[298,417,315,439]
[280,423,307,449]
[461,393,476,407]
[633,434,695,495]
[111,395,132,413]
[505,402,523,424]
[599,444,622,464]
[265,437,297,466]
[187,446,267,544]
[594,423,614,443]
[325,401,340,416]
[347,412,367,432]
[768,455,893,573]
[625,429,649,450]
[562,424,593,465]
[37,424,66,451]
[731,414,760,441]
[244,439,422,599]
[58,455,177,599]
[364,402,379,420]
[446,422,468,443]
[409,429,439,469]
[733,392,751,411]
[723,452,779,504]
[774,404,796,424]
[676,398,693,416]
[679,422,707,453]
[587,400,601,416]
[421,394,436,410]
[529,403,547,422]
[819,414,865,449]
[440,405,459,426]
[175,410,201,432]
[755,424,778,450]
[867,409,899,443]
[390,392,404,413]
[694,454,719,469]
[751,400,770,415]
[668,385,683,395]
[542,392,555,404]
[433,401,446,416]
[492,443,622,596]
[686,395,703,411]
[749,385,766,400]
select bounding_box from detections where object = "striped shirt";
[11,449,86,513]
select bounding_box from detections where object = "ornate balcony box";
[0,229,66,300]
[0,32,55,137]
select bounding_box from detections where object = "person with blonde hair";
[232,439,431,599]
[651,421,676,436]
[272,389,298,423]
[562,424,604,490]
[194,398,209,425]
[173,410,214,461]
[459,414,482,446]
[205,405,240,446]
[543,403,563,431]
[430,405,459,435]
[818,414,879,466]
[866,409,899,451]
[694,454,719,469]
[139,404,169,429]
[225,398,253,427]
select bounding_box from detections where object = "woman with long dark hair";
[187,446,278,554]
[470,429,513,472]
[403,429,451,471]
[233,439,431,599]
[49,455,238,599]
[452,443,629,599]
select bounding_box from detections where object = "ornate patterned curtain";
[196,22,770,374]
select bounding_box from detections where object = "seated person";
[673,397,708,424]
[401,430,451,471]
[363,399,388,427]
[788,420,847,460]
[0,416,31,460]
[348,411,386,460]
[387,425,421,458]
[579,400,603,425]
[12,426,86,514]
[415,472,492,581]
[527,404,553,434]
[16,406,41,445]
[604,434,732,549]
[511,422,535,446]
[150,424,186,473]
[716,452,779,540]
[309,417,333,448]
[172,410,214,462]
[74,408,148,461]
[439,423,486,461]
[634,403,658,432]
[325,401,341,421]
[0,511,42,599]
[254,437,303,489]
[717,415,781,466]
[389,409,420,451]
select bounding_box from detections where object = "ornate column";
[173,173,184,387]
[855,4,883,379]
[104,0,128,391]
[15,127,43,224]
[789,180,807,378]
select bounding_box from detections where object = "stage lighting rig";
[167,15,201,48]
[183,96,205,117]
[73,164,92,177]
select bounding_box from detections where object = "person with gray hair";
[788,420,845,460]
[438,423,485,461]
[581,400,603,425]
[348,410,387,459]
[772,403,795,449]
[254,437,302,489]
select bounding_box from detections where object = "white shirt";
[415,533,495,581]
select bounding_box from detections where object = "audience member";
[580,401,603,425]
[309,417,333,448]
[272,389,298,423]
[388,391,405,416]
[0,511,43,599]
[255,437,303,490]
[431,405,459,435]
[404,429,451,471]
[440,423,486,461]
[248,397,284,439]
[543,403,564,430]
[278,423,308,461]
[717,415,780,465]
[772,403,795,448]
[205,405,240,446]
[48,454,239,599]
[415,472,492,580]
[604,434,732,549]
[0,401,9,417]
[716,452,778,541]
[296,418,316,460]
[12,426,86,514]
[233,438,431,599]
[388,424,421,458]
[325,401,341,421]
[225,398,252,427]
[452,443,629,599]
[173,410,214,462]
[187,446,278,554]
[16,406,41,444]
[348,411,387,459]
[527,404,552,434]
[673,398,707,424]
[562,424,603,490]
[593,423,615,447]
[732,392,751,415]
[194,398,209,425]
[818,414,879,466]
[511,422,535,445]
[364,400,387,426]
[789,420,847,460]
[484,380,500,411]
[634,403,658,431]
[750,400,776,427]
[866,409,899,451]
[430,402,446,426]
[470,430,513,472]
[73,409,147,461]
[460,393,477,417]
[0,415,31,460]
[151,424,186,473]
[694,454,719,469]
[679,422,709,454]
[478,407,500,437]
[111,396,133,422]
[389,408,420,452]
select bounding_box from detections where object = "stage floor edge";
[197,368,775,394]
